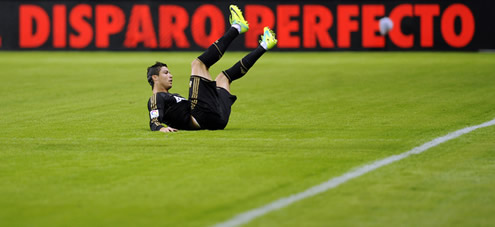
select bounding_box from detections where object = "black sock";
[222,46,266,82]
[197,27,239,68]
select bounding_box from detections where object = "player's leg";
[192,5,249,80]
[216,27,277,91]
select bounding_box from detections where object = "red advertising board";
[0,0,493,51]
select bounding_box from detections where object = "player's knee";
[216,73,230,83]
[191,59,206,70]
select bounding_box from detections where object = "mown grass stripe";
[214,118,495,227]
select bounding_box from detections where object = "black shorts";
[189,75,237,130]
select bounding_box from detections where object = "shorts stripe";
[191,77,200,110]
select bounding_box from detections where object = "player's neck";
[153,86,168,94]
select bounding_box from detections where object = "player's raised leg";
[191,5,249,80]
[216,27,277,92]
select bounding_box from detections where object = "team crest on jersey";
[150,109,159,119]
[174,96,186,103]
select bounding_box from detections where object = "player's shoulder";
[150,92,184,103]
[170,93,185,98]
[154,92,173,100]
[149,92,166,105]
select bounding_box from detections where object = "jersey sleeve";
[148,94,164,131]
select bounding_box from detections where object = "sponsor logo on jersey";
[174,96,186,103]
[150,109,159,119]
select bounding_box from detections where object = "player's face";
[157,66,173,90]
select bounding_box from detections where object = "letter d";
[19,5,50,48]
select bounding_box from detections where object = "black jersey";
[147,76,237,131]
[147,92,192,130]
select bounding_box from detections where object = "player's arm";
[149,109,164,131]
[149,94,178,133]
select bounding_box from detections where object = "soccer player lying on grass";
[147,5,278,133]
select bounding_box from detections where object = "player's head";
[147,62,173,91]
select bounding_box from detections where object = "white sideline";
[214,118,495,227]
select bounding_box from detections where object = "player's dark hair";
[147,61,167,89]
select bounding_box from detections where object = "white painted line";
[214,118,495,227]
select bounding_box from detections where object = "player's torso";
[148,92,191,129]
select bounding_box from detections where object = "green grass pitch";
[1,51,494,226]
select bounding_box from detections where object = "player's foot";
[260,27,277,50]
[229,5,249,34]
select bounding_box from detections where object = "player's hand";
[159,127,178,133]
